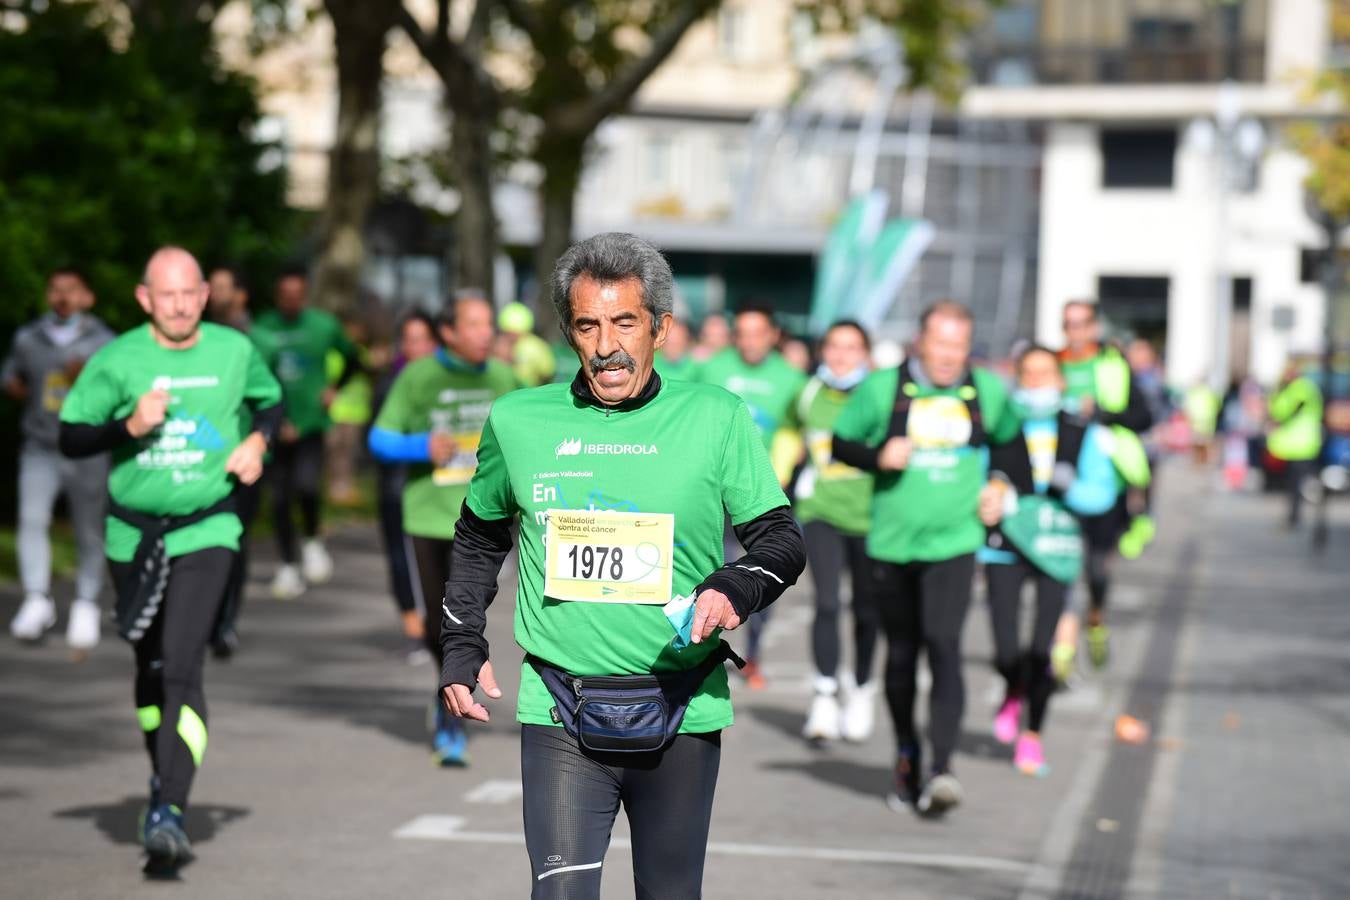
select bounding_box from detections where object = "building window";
[718,6,748,63]
[1097,275,1170,341]
[1101,129,1176,189]
[645,133,673,187]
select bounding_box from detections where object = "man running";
[1056,300,1153,669]
[833,300,1017,817]
[1267,360,1324,528]
[980,345,1118,776]
[5,268,114,648]
[207,266,252,333]
[58,247,281,869]
[206,265,255,658]
[796,321,879,744]
[368,291,518,766]
[372,311,440,659]
[694,304,807,687]
[440,232,804,898]
[251,270,358,598]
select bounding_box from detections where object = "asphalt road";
[2,462,1346,899]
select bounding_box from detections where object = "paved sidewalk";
[0,463,1346,898]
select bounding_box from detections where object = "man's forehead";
[570,276,644,315]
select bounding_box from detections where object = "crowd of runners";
[2,235,1330,893]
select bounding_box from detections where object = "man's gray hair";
[551,233,674,344]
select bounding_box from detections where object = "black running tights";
[111,546,233,810]
[802,520,880,686]
[875,554,975,775]
[271,433,324,564]
[521,724,721,900]
[986,557,1065,733]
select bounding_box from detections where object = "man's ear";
[653,312,673,349]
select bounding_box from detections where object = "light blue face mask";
[817,363,868,391]
[1012,386,1063,420]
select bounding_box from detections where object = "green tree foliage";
[0,0,295,335]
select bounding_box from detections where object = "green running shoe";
[1051,642,1076,682]
[1087,625,1111,669]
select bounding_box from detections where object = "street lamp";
[1187,81,1265,394]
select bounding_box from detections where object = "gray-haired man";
[438,232,805,898]
[4,268,114,648]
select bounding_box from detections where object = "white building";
[961,0,1334,387]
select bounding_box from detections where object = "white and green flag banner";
[808,192,933,335]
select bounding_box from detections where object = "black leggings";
[411,535,453,666]
[111,546,233,809]
[1081,499,1127,618]
[521,724,721,900]
[271,433,325,564]
[986,557,1066,734]
[378,465,417,614]
[875,554,975,775]
[803,520,880,686]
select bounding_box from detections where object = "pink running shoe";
[1014,733,1048,777]
[993,697,1022,745]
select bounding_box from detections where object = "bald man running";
[58,247,282,871]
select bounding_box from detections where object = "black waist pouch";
[529,641,744,753]
[109,495,235,643]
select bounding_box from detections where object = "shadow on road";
[957,730,1014,762]
[761,757,893,799]
[54,797,249,846]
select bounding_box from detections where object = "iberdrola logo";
[555,437,582,458]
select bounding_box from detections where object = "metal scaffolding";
[733,44,1042,356]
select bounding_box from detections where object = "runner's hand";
[877,436,912,472]
[978,482,1005,526]
[279,420,299,444]
[127,389,170,438]
[321,386,338,409]
[691,589,741,644]
[225,433,268,486]
[443,660,502,722]
[429,432,457,466]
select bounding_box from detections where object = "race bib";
[543,509,674,604]
[806,429,860,480]
[42,371,71,412]
[431,432,480,486]
[906,396,972,449]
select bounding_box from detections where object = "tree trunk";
[532,137,586,339]
[311,0,395,314]
[448,97,497,300]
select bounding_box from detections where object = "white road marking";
[464,779,523,804]
[393,815,1031,874]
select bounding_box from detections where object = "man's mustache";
[588,350,636,373]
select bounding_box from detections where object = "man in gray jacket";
[4,268,115,647]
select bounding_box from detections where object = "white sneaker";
[301,539,333,584]
[66,599,101,650]
[271,564,306,600]
[11,593,56,641]
[802,692,842,741]
[841,679,877,743]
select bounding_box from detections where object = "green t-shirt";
[252,308,355,436]
[1061,354,1097,416]
[694,348,808,446]
[834,366,1015,564]
[654,354,700,382]
[60,323,282,562]
[373,353,519,539]
[466,379,788,733]
[792,376,872,536]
